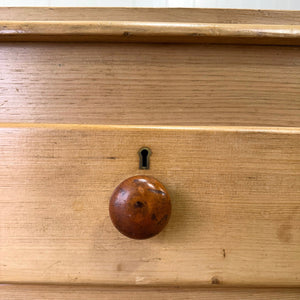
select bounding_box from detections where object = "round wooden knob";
[109,175,171,239]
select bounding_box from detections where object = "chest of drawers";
[0,7,299,299]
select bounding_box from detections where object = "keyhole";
[138,147,152,170]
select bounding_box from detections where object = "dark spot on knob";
[134,201,144,208]
[109,175,172,239]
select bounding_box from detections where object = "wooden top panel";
[1,7,300,24]
[1,124,299,287]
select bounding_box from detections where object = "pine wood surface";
[1,8,300,297]
[0,43,299,126]
[1,21,300,44]
[0,7,300,24]
[1,285,300,300]
[1,124,299,287]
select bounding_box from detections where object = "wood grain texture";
[0,43,299,126]
[1,124,299,286]
[1,7,300,25]
[1,285,300,300]
[1,21,300,45]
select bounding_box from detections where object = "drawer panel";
[0,124,299,286]
[0,43,299,127]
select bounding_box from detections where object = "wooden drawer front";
[1,124,299,287]
[0,43,299,127]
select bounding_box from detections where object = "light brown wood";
[1,124,299,287]
[1,285,300,300]
[1,7,300,25]
[0,43,299,126]
[1,8,300,297]
[1,21,300,45]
